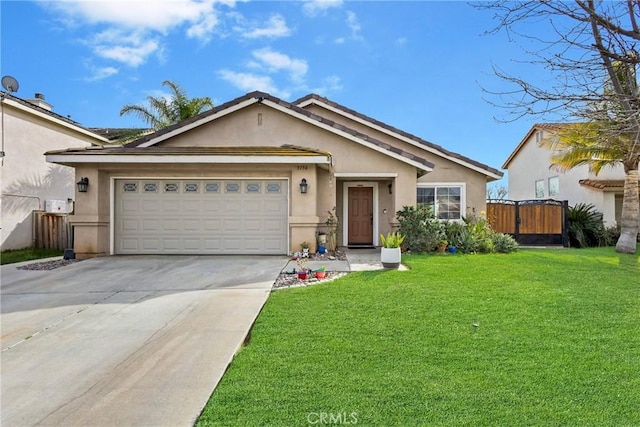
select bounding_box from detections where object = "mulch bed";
[273,249,348,290]
[16,259,82,271]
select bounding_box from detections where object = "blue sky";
[1,0,546,185]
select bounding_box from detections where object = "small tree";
[120,80,214,131]
[477,1,640,253]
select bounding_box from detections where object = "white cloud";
[46,0,226,34]
[346,11,362,40]
[303,0,343,17]
[241,14,291,39]
[41,0,234,67]
[84,65,119,82]
[310,75,343,95]
[250,48,308,82]
[217,69,288,97]
[87,29,161,67]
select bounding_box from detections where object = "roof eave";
[297,95,501,178]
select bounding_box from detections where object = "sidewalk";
[280,247,391,273]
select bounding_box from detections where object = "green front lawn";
[0,247,63,265]
[198,247,639,426]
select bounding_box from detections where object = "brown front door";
[348,186,373,245]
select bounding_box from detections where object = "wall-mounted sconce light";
[299,178,308,194]
[76,177,89,193]
[387,181,393,194]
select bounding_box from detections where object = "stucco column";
[70,168,110,259]
[289,165,320,253]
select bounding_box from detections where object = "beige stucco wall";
[0,98,101,250]
[302,103,495,216]
[162,104,421,245]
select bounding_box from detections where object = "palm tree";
[546,122,639,254]
[120,80,213,130]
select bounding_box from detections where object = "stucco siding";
[1,102,98,249]
[302,103,493,216]
[507,128,630,225]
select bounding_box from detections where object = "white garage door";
[114,179,288,255]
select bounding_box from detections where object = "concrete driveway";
[1,255,286,427]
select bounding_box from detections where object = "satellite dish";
[1,76,19,93]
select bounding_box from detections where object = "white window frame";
[417,182,466,221]
[535,179,545,198]
[548,176,559,197]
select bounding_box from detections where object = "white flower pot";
[380,247,401,269]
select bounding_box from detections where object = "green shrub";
[396,205,445,253]
[491,233,519,253]
[396,206,518,254]
[567,203,606,248]
[597,225,621,247]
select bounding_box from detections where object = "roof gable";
[294,93,502,180]
[1,91,107,144]
[125,91,434,173]
[502,123,570,169]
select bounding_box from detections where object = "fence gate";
[33,211,71,250]
[486,199,569,247]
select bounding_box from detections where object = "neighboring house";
[1,92,107,250]
[503,123,637,226]
[46,91,502,259]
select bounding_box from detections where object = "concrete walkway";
[282,248,401,273]
[282,248,384,272]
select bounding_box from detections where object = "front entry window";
[417,185,462,220]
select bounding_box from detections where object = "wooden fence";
[487,199,569,247]
[33,211,71,250]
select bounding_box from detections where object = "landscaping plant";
[567,203,607,248]
[396,205,445,252]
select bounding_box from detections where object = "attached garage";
[114,178,288,255]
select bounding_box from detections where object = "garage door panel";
[142,219,162,232]
[121,200,139,213]
[121,219,139,232]
[223,238,242,251]
[223,218,242,232]
[243,219,262,232]
[163,238,181,251]
[182,219,201,231]
[183,238,201,251]
[120,238,139,251]
[203,200,222,212]
[182,200,201,212]
[142,238,161,250]
[161,219,181,231]
[141,200,161,212]
[115,179,288,255]
[264,199,285,213]
[263,219,284,232]
[203,219,222,230]
[203,239,222,250]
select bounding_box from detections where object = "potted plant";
[324,207,339,251]
[297,257,309,280]
[300,241,310,258]
[436,239,448,253]
[380,232,405,269]
[317,231,327,254]
[314,266,327,279]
